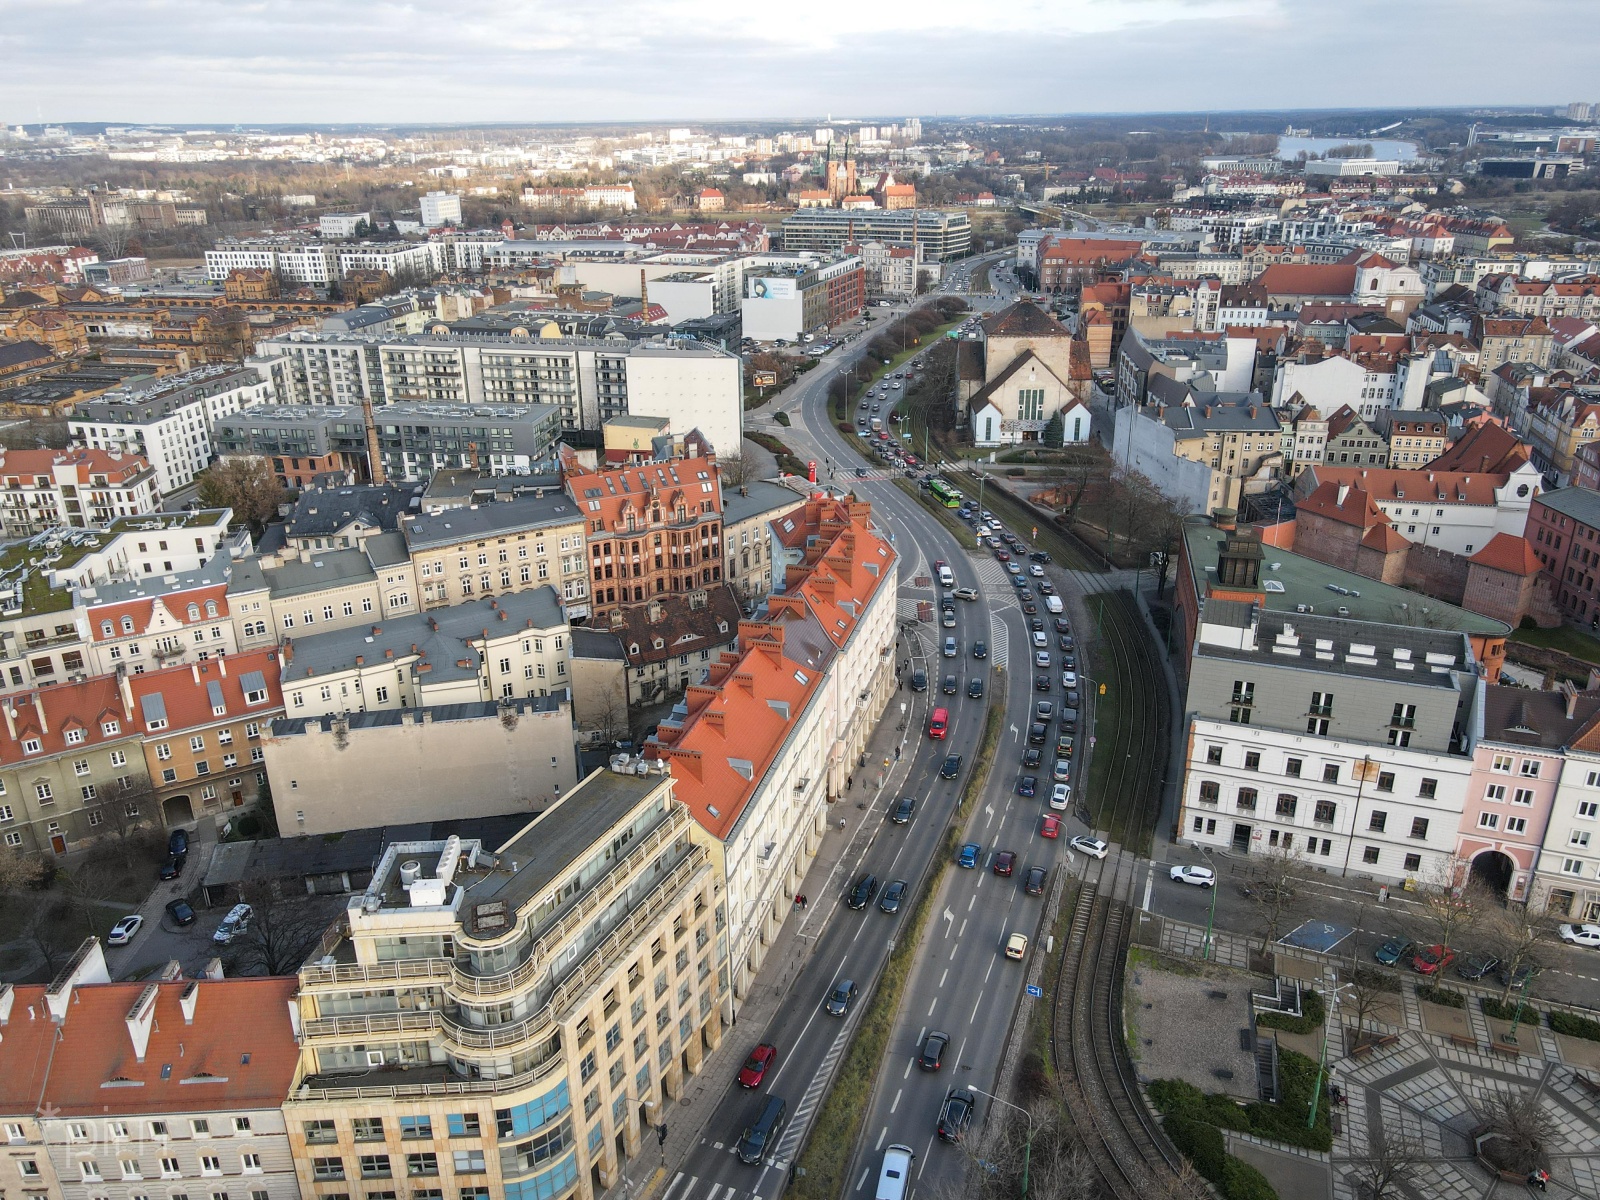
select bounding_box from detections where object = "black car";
[1055,617,1071,632]
[879,879,908,914]
[1034,675,1051,692]
[159,853,186,881]
[891,796,916,824]
[1030,551,1050,563]
[942,673,958,695]
[168,828,189,856]
[910,670,928,692]
[825,979,858,1017]
[846,874,879,910]
[1457,952,1500,981]
[937,1088,977,1143]
[1497,962,1538,990]
[1057,635,1073,651]
[1029,617,1045,632]
[919,1030,950,1071]
[972,640,988,659]
[1028,722,1046,744]
[1021,600,1038,615]
[967,677,984,699]
[1024,865,1048,896]
[165,898,197,927]
[1022,747,1043,769]
[940,754,963,780]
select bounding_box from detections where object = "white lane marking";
[970,989,985,1024]
[890,1088,902,1114]
[855,1167,871,1192]
[903,1060,913,1080]
[958,919,967,938]
[949,944,958,960]
[984,957,996,984]
[917,1135,936,1177]
[928,997,938,1016]
[939,968,948,988]
[876,1125,888,1151]
[968,895,976,912]
[957,1035,968,1064]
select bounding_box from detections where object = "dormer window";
[64,728,85,745]
[120,616,134,634]
[101,620,114,637]
[205,600,218,618]
[21,738,41,755]
[102,720,119,736]
[186,604,200,621]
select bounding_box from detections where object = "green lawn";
[1510,624,1600,666]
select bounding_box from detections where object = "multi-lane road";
[656,250,1099,1200]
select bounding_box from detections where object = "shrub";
[1163,1114,1226,1181]
[1416,984,1466,1008]
[1257,987,1325,1034]
[1245,1048,1331,1152]
[1551,1010,1600,1041]
[774,411,791,427]
[1222,1155,1280,1200]
[1148,1078,1249,1130]
[1481,996,1542,1023]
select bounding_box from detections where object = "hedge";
[1416,984,1466,1008]
[1257,987,1325,1034]
[1243,1048,1330,1152]
[1148,1079,1249,1131]
[1481,996,1542,1023]
[1551,1010,1600,1042]
[1222,1156,1280,1200]
[1163,1115,1225,1180]
[774,411,791,426]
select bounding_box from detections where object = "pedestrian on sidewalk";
[1528,1169,1549,1191]
[894,745,901,760]
[847,774,853,790]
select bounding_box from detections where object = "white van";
[212,902,254,945]
[1044,595,1064,615]
[936,565,955,590]
[875,1144,916,1200]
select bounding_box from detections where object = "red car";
[1412,945,1456,976]
[995,550,1011,562]
[992,850,1016,877]
[737,1042,777,1088]
[1039,815,1062,839]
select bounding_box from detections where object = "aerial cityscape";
[3,9,1600,1200]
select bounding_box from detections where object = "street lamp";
[1196,843,1220,960]
[1308,980,1354,1130]
[966,1086,1036,1199]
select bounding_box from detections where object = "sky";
[2,0,1598,126]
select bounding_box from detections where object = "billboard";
[749,277,797,301]
[751,370,779,387]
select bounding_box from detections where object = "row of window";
[1194,783,1436,837]
[1189,816,1428,872]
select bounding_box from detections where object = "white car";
[213,902,255,945]
[1070,836,1108,859]
[1559,923,1600,948]
[1170,865,1216,888]
[1028,564,1044,577]
[1034,650,1051,669]
[1049,782,1071,811]
[1061,671,1078,688]
[107,914,144,946]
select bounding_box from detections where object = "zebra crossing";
[659,1172,761,1200]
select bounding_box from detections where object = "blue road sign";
[1025,984,1043,998]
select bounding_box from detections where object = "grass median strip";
[788,699,1005,1200]
[892,478,979,550]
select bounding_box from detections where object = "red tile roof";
[0,675,135,767]
[1469,533,1542,576]
[1310,465,1513,507]
[88,581,231,642]
[562,454,722,533]
[0,446,152,485]
[1361,522,1410,552]
[1256,263,1358,298]
[1298,480,1390,530]
[0,976,300,1116]
[126,648,284,733]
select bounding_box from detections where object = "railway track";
[1044,588,1202,1197]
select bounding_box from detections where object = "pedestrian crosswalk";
[660,1172,764,1200]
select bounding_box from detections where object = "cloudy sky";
[2,0,1596,125]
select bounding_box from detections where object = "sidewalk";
[600,649,933,1200]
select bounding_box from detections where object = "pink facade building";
[1460,686,1600,901]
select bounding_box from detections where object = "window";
[1485,783,1507,803]
[405,1154,439,1177]
[1506,816,1528,835]
[1492,754,1514,773]
[1571,830,1591,849]
[1478,812,1500,830]
[200,1156,222,1176]
[1243,751,1260,771]
[1388,728,1411,748]
[34,782,51,803]
[1579,800,1600,820]
[1409,817,1430,840]
[81,1161,103,1182]
[1362,846,1380,865]
[303,1120,337,1144]
[445,1113,480,1139]
[1368,811,1387,832]
[1205,745,1222,765]
[1322,763,1339,784]
[1390,702,1416,729]
[1512,788,1535,806]
[1275,793,1297,818]
[1198,780,1220,805]
[353,1118,384,1142]
[451,1151,485,1174]
[1418,778,1437,799]
[1403,853,1422,872]
[399,1116,432,1140]
[1284,757,1302,778]
[358,1155,391,1179]
[240,1153,261,1173]
[1520,759,1541,778]
[1313,801,1337,824]
[313,1158,346,1182]
[162,1157,183,1177]
[1236,787,1257,811]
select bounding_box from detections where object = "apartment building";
[778,207,972,261]
[1460,686,1600,903]
[739,254,864,341]
[0,958,302,1200]
[1162,394,1284,513]
[1535,721,1600,919]
[0,509,238,695]
[285,767,728,1200]
[1526,486,1600,623]
[82,565,238,676]
[70,366,275,493]
[0,448,160,538]
[400,493,590,619]
[1375,410,1447,467]
[1475,316,1555,373]
[1297,462,1543,555]
[1321,406,1389,468]
[128,649,283,826]
[213,401,566,486]
[649,496,897,999]
[1179,599,1478,885]
[1272,352,1399,423]
[254,332,742,458]
[1521,386,1600,486]
[205,239,442,287]
[722,482,807,605]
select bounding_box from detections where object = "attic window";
[102,720,119,736]
[21,738,40,755]
[629,643,640,655]
[652,638,664,650]
[717,621,728,634]
[728,758,754,781]
[793,670,809,685]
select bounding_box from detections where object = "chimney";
[124,982,160,1062]
[1337,483,1351,505]
[1565,682,1579,721]
[217,655,226,676]
[31,692,46,735]
[118,668,134,718]
[191,662,201,684]
[179,979,200,1024]
[282,638,294,665]
[362,396,386,485]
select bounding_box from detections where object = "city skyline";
[3,0,1598,125]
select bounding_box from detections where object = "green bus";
[928,480,963,508]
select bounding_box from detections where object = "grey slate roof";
[1532,486,1600,529]
[401,492,583,552]
[1162,393,1279,438]
[284,483,422,541]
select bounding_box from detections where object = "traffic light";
[1099,683,1107,695]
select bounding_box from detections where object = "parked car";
[1070,836,1108,859]
[1169,865,1216,888]
[167,829,189,857]
[165,898,197,927]
[212,902,254,944]
[1412,944,1456,976]
[1559,923,1600,948]
[1374,937,1414,967]
[159,853,186,881]
[910,670,928,692]
[738,1043,778,1088]
[1456,952,1499,981]
[107,914,144,945]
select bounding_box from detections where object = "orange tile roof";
[0,976,300,1116]
[126,648,284,734]
[0,446,152,485]
[562,455,722,533]
[1361,522,1410,552]
[88,581,231,642]
[1256,263,1358,298]
[1298,480,1390,530]
[1469,533,1542,576]
[0,675,135,767]
[1310,465,1512,507]
[1323,405,1368,441]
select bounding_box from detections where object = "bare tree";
[1480,901,1556,1005]
[1480,1091,1558,1176]
[718,450,754,489]
[1339,966,1397,1043]
[0,847,46,891]
[1240,843,1310,953]
[223,883,334,976]
[195,456,288,537]
[1414,854,1484,953]
[92,774,160,871]
[1349,1127,1422,1200]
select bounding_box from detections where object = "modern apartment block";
[253,332,741,457]
[739,254,864,341]
[0,950,302,1200]
[778,207,972,261]
[70,365,276,492]
[0,447,161,538]
[285,766,728,1200]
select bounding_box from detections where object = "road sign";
[1026,984,1043,998]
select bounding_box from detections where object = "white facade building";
[419,190,463,229]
